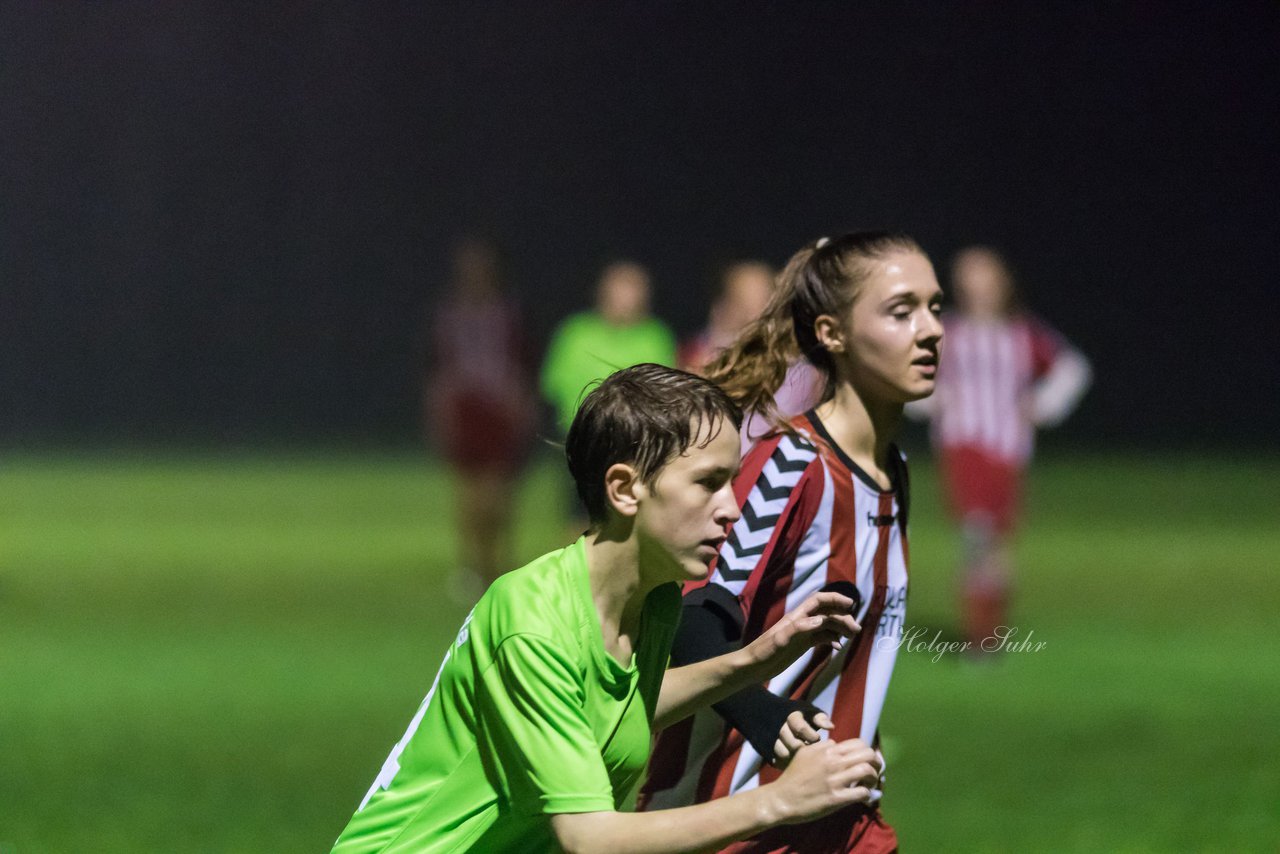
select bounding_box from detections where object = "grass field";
[2,450,1277,853]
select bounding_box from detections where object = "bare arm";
[551,738,880,854]
[653,591,857,731]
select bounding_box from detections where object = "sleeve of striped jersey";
[1025,316,1091,427]
[1026,315,1066,379]
[711,434,825,613]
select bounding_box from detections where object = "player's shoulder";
[738,428,824,506]
[548,311,607,344]
[1011,310,1060,336]
[638,314,674,333]
[747,426,822,470]
[477,544,586,643]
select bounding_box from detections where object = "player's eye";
[700,474,727,491]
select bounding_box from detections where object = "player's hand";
[766,738,882,824]
[773,709,833,768]
[745,591,860,677]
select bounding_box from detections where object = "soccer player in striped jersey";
[639,232,944,853]
[908,246,1090,652]
[331,364,884,854]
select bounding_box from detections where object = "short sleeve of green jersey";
[475,633,615,815]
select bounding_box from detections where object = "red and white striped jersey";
[929,313,1073,464]
[640,411,909,810]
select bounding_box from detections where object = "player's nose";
[917,309,943,346]
[714,484,740,527]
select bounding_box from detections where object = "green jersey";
[540,312,677,432]
[332,540,681,853]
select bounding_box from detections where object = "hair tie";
[815,237,830,249]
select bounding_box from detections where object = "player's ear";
[603,462,642,518]
[814,314,845,353]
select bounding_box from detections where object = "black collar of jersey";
[803,408,899,496]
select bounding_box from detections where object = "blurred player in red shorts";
[909,246,1091,651]
[424,238,536,598]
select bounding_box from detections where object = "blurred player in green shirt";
[540,261,677,434]
[331,364,883,854]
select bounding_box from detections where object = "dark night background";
[2,2,1276,447]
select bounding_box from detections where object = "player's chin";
[901,377,937,401]
[683,554,714,581]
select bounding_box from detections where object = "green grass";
[1,451,1277,852]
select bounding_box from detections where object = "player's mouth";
[697,536,726,563]
[912,354,938,378]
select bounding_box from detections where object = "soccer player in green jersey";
[332,364,883,854]
[540,261,678,434]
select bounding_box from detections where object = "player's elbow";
[550,811,616,854]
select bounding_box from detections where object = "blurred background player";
[678,260,776,375]
[909,245,1091,653]
[540,260,677,530]
[640,232,945,853]
[423,237,537,599]
[678,257,825,454]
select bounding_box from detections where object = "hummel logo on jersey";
[867,512,897,527]
[719,435,818,582]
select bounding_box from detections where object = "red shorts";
[439,392,530,475]
[939,444,1023,534]
[718,804,898,854]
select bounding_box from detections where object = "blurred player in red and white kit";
[424,238,536,598]
[640,232,944,853]
[908,246,1091,651]
[679,260,776,375]
[679,259,825,455]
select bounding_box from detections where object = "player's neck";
[815,384,902,485]
[583,528,649,659]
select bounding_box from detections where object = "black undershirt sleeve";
[671,584,821,762]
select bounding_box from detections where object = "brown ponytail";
[706,231,924,432]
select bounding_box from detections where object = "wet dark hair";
[705,231,925,426]
[566,363,743,525]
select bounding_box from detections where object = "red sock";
[962,574,1009,650]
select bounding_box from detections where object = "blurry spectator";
[687,260,824,454]
[425,238,537,600]
[678,260,776,375]
[908,246,1091,652]
[540,261,676,528]
[541,261,677,434]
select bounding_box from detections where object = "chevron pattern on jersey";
[718,434,818,582]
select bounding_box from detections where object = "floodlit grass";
[1,451,1276,852]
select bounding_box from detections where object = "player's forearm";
[653,644,774,731]
[656,591,858,730]
[1032,348,1091,426]
[550,786,785,854]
